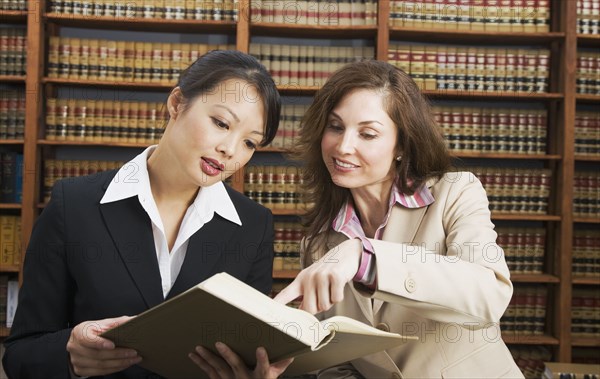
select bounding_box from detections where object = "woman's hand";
[189,342,293,379]
[66,316,142,377]
[274,238,363,314]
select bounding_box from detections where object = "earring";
[395,155,402,161]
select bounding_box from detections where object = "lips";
[201,157,224,177]
[333,158,358,169]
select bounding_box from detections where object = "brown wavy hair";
[292,60,451,242]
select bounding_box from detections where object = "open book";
[101,272,415,378]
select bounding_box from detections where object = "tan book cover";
[102,272,415,378]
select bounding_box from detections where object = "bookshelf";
[0,0,598,368]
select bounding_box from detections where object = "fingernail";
[257,347,266,358]
[215,342,225,352]
[102,341,114,349]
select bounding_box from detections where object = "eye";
[244,140,257,150]
[212,117,229,130]
[326,123,343,132]
[360,132,377,140]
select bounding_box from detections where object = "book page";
[285,315,416,375]
[199,273,330,348]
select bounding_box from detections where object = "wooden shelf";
[575,155,600,162]
[0,10,27,23]
[423,90,564,101]
[573,217,600,224]
[0,203,21,209]
[272,270,300,279]
[44,13,237,33]
[390,27,565,45]
[572,337,600,347]
[512,274,560,283]
[0,327,10,338]
[275,86,565,101]
[38,139,151,148]
[572,277,600,285]
[0,264,20,273]
[452,153,561,160]
[43,77,174,90]
[577,34,600,48]
[0,75,26,83]
[491,214,561,221]
[0,139,24,145]
[576,94,600,103]
[251,22,377,39]
[277,85,320,95]
[271,209,304,216]
[258,150,562,160]
[502,333,560,345]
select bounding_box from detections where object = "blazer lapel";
[167,215,236,298]
[100,198,164,309]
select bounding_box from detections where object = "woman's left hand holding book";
[66,316,142,377]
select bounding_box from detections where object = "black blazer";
[2,170,274,379]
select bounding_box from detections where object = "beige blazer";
[303,172,524,379]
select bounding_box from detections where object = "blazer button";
[376,322,390,332]
[405,278,416,293]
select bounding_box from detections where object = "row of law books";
[578,0,600,35]
[575,110,600,157]
[269,104,308,150]
[249,43,375,87]
[573,230,600,278]
[433,106,547,155]
[389,0,550,32]
[572,288,600,338]
[274,251,301,272]
[543,362,600,379]
[497,227,545,275]
[0,0,26,10]
[42,159,124,203]
[577,52,600,96]
[501,285,548,336]
[388,44,550,93]
[274,221,302,254]
[47,37,234,83]
[45,98,166,144]
[250,0,378,25]
[243,165,305,211]
[0,275,18,330]
[48,0,238,20]
[273,221,303,272]
[468,167,552,215]
[0,152,22,204]
[0,215,20,267]
[0,28,26,76]
[574,171,600,218]
[0,90,25,140]
[509,345,552,379]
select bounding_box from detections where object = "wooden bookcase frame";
[1,0,598,363]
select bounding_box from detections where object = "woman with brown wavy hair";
[275,60,522,378]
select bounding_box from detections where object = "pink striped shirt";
[332,181,435,286]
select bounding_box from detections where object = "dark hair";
[176,50,280,147]
[293,60,451,240]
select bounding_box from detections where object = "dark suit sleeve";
[2,180,74,378]
[244,207,274,295]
